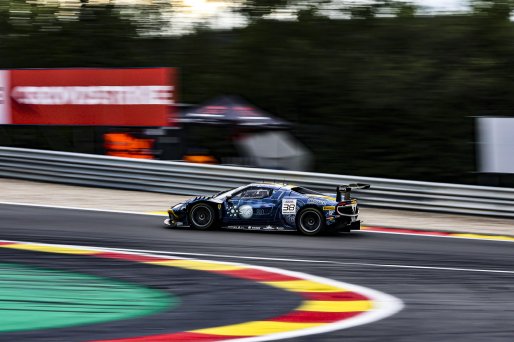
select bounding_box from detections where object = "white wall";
[477,117,514,173]
[0,70,10,124]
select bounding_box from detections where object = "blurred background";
[1,0,514,185]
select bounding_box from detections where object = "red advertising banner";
[0,68,176,126]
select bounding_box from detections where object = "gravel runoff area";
[1,177,513,236]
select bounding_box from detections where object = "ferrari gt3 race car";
[165,183,370,236]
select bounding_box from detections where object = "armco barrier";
[1,147,514,217]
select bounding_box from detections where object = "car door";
[223,187,276,226]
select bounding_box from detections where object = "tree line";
[1,1,514,183]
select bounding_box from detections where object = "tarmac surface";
[0,201,513,341]
[2,177,514,236]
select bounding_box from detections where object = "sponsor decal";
[11,86,173,106]
[307,198,327,205]
[255,208,271,216]
[226,225,244,230]
[281,199,297,214]
[323,206,335,211]
[6,68,176,126]
[327,216,336,225]
[238,205,253,219]
[227,205,239,218]
[226,225,286,231]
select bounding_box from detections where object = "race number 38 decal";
[282,199,297,214]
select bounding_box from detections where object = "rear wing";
[336,183,371,202]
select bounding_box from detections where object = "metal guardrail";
[1,147,514,217]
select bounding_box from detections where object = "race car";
[165,183,370,235]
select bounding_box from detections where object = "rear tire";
[296,208,325,236]
[188,203,217,230]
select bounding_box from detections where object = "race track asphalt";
[0,203,513,341]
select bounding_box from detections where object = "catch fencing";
[1,147,513,217]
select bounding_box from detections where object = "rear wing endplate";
[336,183,371,202]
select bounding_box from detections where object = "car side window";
[233,188,272,200]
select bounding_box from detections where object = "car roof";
[244,182,336,201]
[247,182,292,190]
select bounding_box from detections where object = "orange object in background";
[104,133,155,159]
[183,154,217,164]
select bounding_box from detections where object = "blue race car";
[165,183,370,235]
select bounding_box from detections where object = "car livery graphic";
[165,183,370,235]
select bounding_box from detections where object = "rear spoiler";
[336,183,371,202]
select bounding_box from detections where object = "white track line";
[6,240,514,274]
[0,239,403,341]
[106,246,514,275]
[4,237,509,275]
[1,201,513,243]
[0,201,164,216]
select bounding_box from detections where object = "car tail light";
[338,201,351,206]
[336,201,357,215]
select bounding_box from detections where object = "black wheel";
[296,208,325,236]
[188,203,217,230]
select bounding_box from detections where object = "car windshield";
[290,186,325,196]
[212,185,246,200]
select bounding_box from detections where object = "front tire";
[188,203,217,230]
[296,208,325,236]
